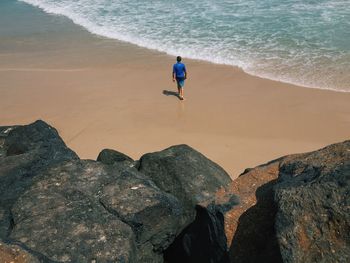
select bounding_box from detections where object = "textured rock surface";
[97,148,134,166]
[0,241,40,263]
[138,144,233,222]
[222,141,350,263]
[2,120,348,263]
[9,159,186,262]
[0,121,236,263]
[274,141,350,263]
[99,168,184,262]
[139,144,236,263]
[0,120,78,239]
[164,204,231,263]
[223,161,283,263]
[10,160,136,262]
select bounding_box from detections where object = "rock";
[164,204,232,263]
[10,159,185,262]
[225,161,283,263]
[138,144,233,222]
[3,120,347,263]
[223,140,350,263]
[0,120,78,239]
[138,144,236,263]
[0,241,40,263]
[97,148,134,166]
[99,169,184,262]
[10,160,137,262]
[274,141,350,263]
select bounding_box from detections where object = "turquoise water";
[15,0,350,91]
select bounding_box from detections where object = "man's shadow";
[163,90,181,100]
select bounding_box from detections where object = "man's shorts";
[176,77,185,88]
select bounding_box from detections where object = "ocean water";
[18,0,350,92]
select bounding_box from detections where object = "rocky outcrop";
[0,120,78,239]
[9,159,187,262]
[223,141,350,263]
[1,120,349,263]
[10,160,137,262]
[9,159,183,262]
[99,168,184,262]
[138,145,237,263]
[1,121,236,262]
[138,145,233,222]
[274,141,350,263]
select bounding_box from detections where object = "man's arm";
[184,65,187,79]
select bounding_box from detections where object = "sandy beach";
[1,2,349,178]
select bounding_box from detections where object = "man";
[172,56,187,100]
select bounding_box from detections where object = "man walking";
[172,56,187,100]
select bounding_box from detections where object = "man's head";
[177,56,182,62]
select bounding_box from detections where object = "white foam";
[19,0,350,92]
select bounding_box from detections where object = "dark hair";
[176,56,182,62]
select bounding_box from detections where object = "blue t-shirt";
[173,62,186,78]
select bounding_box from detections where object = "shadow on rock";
[229,180,283,263]
[164,205,230,263]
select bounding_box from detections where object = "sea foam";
[19,0,350,92]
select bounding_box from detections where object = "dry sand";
[1,29,349,178]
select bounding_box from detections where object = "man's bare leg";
[179,87,184,100]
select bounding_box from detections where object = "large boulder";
[10,160,136,262]
[4,120,347,263]
[138,144,233,221]
[10,159,184,262]
[0,120,78,239]
[99,169,183,262]
[223,140,349,263]
[1,122,237,263]
[138,145,236,263]
[274,141,350,263]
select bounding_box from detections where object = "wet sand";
[1,3,349,178]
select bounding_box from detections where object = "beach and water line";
[0,0,350,178]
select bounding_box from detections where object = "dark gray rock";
[10,159,185,262]
[100,169,184,262]
[8,121,347,263]
[1,122,237,262]
[0,120,78,239]
[164,204,231,263]
[138,144,236,263]
[274,141,350,263]
[97,148,134,165]
[138,144,232,222]
[223,141,350,263]
[10,160,137,262]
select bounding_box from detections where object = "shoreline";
[18,0,350,93]
[1,1,350,178]
[4,0,349,94]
